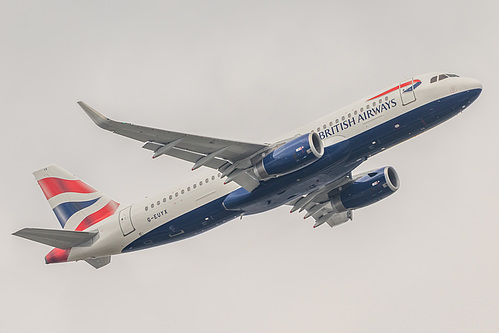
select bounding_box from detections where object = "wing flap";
[13,228,98,249]
[142,141,227,169]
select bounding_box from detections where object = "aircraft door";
[399,78,416,105]
[118,206,135,236]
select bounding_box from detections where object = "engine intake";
[332,166,400,212]
[254,132,324,180]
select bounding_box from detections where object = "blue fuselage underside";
[122,89,481,253]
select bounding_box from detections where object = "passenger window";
[323,124,326,129]
[163,198,166,203]
[169,195,172,200]
[175,192,178,197]
[187,187,191,191]
[348,113,351,118]
[335,119,339,124]
[329,121,333,126]
[205,178,209,183]
[372,101,376,106]
[354,110,358,115]
[439,74,448,81]
[199,181,203,186]
[193,184,197,189]
[181,189,184,194]
[157,201,160,206]
[341,116,345,121]
[379,99,382,104]
[211,176,215,180]
[317,127,320,132]
[145,206,148,211]
[151,203,154,208]
[430,76,437,83]
[360,107,364,112]
[385,96,388,101]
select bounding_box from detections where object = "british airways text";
[318,99,397,139]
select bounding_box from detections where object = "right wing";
[78,102,273,192]
[288,173,355,228]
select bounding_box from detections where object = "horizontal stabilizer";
[13,228,98,249]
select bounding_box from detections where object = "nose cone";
[463,77,482,105]
[463,77,483,92]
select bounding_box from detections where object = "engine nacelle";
[254,132,324,180]
[332,166,400,212]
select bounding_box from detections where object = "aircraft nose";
[459,77,482,110]
[463,77,483,92]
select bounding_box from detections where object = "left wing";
[78,102,271,191]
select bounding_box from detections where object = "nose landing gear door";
[399,78,417,106]
[118,206,135,236]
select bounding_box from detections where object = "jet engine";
[253,132,324,180]
[331,166,400,212]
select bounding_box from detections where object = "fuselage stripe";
[367,79,421,101]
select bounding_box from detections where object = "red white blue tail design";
[34,165,120,231]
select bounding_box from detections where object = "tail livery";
[13,165,120,268]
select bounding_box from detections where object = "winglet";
[77,101,115,131]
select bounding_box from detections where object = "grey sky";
[2,1,498,332]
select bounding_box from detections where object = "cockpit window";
[431,73,460,84]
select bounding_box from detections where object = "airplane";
[13,72,482,269]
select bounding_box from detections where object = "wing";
[78,102,271,191]
[288,173,355,228]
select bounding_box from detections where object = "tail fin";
[34,165,120,231]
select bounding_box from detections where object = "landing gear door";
[118,206,135,236]
[399,78,416,106]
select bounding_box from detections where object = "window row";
[145,174,220,211]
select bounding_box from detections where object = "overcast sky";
[2,1,498,332]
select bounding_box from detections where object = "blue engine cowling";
[253,132,324,180]
[332,166,400,212]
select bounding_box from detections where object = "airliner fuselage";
[14,72,482,268]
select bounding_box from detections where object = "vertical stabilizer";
[33,165,120,231]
